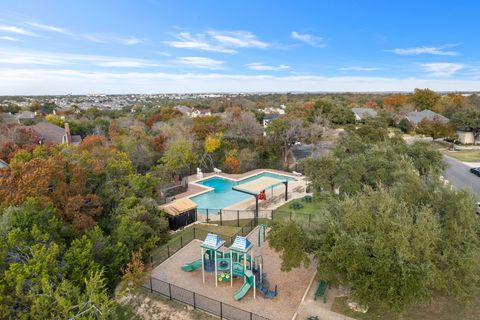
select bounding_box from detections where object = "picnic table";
[314,280,329,303]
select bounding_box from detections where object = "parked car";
[470,167,480,177]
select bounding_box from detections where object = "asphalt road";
[443,155,480,196]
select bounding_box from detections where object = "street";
[443,155,480,196]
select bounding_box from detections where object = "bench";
[314,280,329,303]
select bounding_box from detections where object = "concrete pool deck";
[151,226,316,320]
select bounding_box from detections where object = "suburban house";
[262,113,280,135]
[15,111,36,124]
[404,110,449,127]
[29,121,82,145]
[0,159,8,169]
[456,131,479,145]
[174,105,211,118]
[351,107,378,122]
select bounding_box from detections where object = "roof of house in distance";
[351,107,378,119]
[160,198,197,216]
[233,176,286,195]
[230,236,252,253]
[201,233,225,250]
[406,109,449,125]
[29,121,66,144]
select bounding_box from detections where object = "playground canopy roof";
[233,176,286,195]
[160,198,197,216]
[230,236,253,253]
[201,233,225,250]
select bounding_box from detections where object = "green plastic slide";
[233,281,251,301]
[181,259,202,272]
[233,270,254,300]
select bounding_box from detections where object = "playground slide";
[181,259,202,272]
[233,281,252,301]
[234,270,255,301]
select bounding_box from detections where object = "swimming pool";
[191,171,297,213]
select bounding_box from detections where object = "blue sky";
[1,0,480,94]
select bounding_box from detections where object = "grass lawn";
[443,149,480,162]
[275,198,322,215]
[332,295,480,320]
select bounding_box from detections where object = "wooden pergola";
[233,176,288,223]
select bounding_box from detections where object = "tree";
[269,129,479,313]
[267,117,304,165]
[415,117,455,139]
[160,138,197,172]
[45,114,65,127]
[410,88,440,110]
[224,154,240,173]
[451,109,480,141]
[383,94,409,109]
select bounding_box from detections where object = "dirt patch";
[118,290,215,320]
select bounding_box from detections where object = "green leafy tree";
[410,88,440,110]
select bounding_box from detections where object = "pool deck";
[170,169,305,204]
[151,226,316,320]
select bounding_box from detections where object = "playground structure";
[181,230,277,301]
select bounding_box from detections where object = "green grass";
[332,295,480,320]
[443,149,480,162]
[275,198,322,215]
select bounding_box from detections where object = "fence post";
[220,302,223,319]
[220,209,223,226]
[167,245,170,257]
[271,209,273,220]
[193,292,196,309]
[250,312,253,320]
[207,209,209,222]
[290,211,292,221]
[237,210,240,227]
[193,227,196,239]
[168,283,172,300]
[241,226,244,236]
[180,236,183,248]
[309,213,312,227]
[149,276,153,293]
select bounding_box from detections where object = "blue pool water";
[191,172,296,213]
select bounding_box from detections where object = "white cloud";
[25,21,72,35]
[0,36,21,42]
[388,46,459,56]
[291,31,325,47]
[421,62,464,77]
[246,62,290,71]
[0,49,162,68]
[339,66,380,71]
[165,30,268,53]
[81,33,145,45]
[0,25,37,36]
[176,56,224,69]
[4,69,480,95]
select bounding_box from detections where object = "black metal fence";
[149,218,258,268]
[143,276,270,320]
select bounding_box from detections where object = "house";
[15,111,36,124]
[29,121,82,145]
[405,110,449,127]
[262,114,281,136]
[0,159,8,169]
[456,131,479,145]
[351,108,378,122]
[174,105,193,116]
[174,105,211,118]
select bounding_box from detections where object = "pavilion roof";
[233,176,285,195]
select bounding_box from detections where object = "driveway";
[443,155,480,196]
